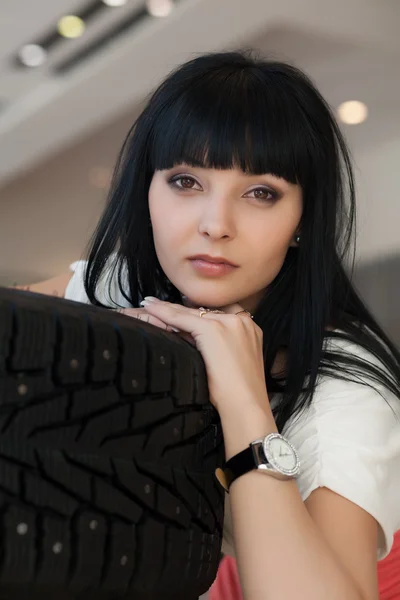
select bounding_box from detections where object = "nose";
[198,196,237,240]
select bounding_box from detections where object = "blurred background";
[0,0,399,344]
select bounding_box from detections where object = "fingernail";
[143,296,159,302]
[170,327,180,333]
[140,300,150,306]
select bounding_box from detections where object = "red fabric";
[210,555,243,600]
[378,531,400,599]
[210,531,400,600]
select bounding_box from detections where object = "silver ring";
[199,307,208,318]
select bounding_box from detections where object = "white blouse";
[65,259,400,560]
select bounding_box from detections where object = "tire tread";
[0,288,224,598]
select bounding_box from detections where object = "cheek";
[149,186,186,265]
[149,180,166,224]
[149,181,170,239]
[249,211,300,277]
[252,219,296,259]
[150,179,182,229]
[152,222,182,261]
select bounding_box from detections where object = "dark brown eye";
[180,177,195,189]
[244,187,278,202]
[254,188,270,200]
[169,175,201,191]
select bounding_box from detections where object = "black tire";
[0,288,225,599]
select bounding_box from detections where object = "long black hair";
[85,50,400,432]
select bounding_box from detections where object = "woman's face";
[149,165,303,312]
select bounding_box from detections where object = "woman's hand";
[139,297,270,419]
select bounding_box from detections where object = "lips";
[188,254,238,267]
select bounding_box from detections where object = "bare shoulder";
[13,272,73,298]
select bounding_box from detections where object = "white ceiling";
[1,0,400,184]
[0,0,400,283]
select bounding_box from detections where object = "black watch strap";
[216,445,256,492]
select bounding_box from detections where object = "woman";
[24,52,400,599]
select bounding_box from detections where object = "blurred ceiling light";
[146,0,174,17]
[337,100,368,125]
[18,44,47,67]
[57,15,86,39]
[103,0,127,6]
[89,167,112,189]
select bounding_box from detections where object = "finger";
[141,297,226,318]
[141,298,253,325]
[141,297,202,317]
[140,298,211,336]
[116,308,179,333]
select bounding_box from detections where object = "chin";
[181,290,240,310]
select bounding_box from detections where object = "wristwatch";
[215,433,300,492]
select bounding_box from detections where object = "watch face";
[263,434,299,476]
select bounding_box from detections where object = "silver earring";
[295,234,301,245]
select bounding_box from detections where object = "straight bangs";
[148,69,314,186]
